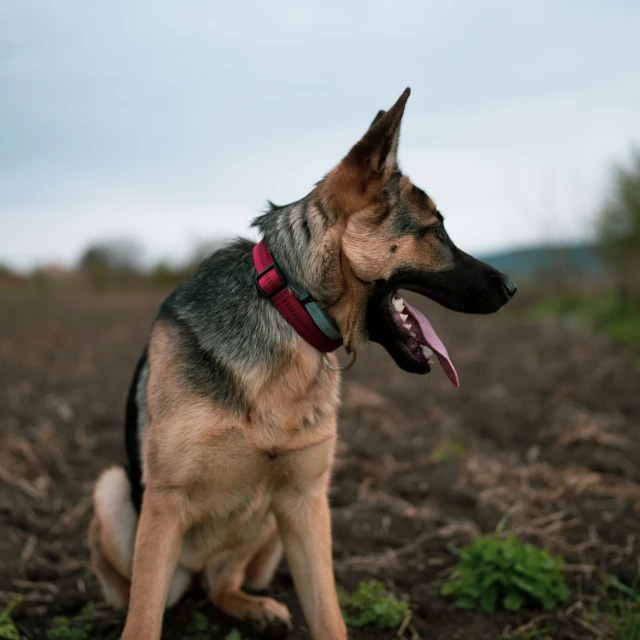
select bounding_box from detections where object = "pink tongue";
[403,300,459,388]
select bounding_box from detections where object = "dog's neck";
[251,193,343,306]
[251,190,376,352]
[253,240,342,351]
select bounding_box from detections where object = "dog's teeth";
[403,323,412,331]
[421,346,434,361]
[400,313,408,322]
[392,298,405,312]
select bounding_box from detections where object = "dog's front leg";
[275,482,347,640]
[121,489,184,640]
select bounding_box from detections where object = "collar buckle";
[255,262,287,299]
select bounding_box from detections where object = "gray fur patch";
[157,239,297,414]
[136,359,149,443]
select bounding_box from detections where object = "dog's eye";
[418,224,445,239]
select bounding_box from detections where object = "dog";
[88,87,516,639]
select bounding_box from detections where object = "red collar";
[253,240,343,353]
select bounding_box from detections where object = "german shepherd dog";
[89,88,516,639]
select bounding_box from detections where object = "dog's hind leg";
[90,467,192,612]
[203,515,291,636]
[89,467,137,609]
[243,522,283,592]
[89,512,130,609]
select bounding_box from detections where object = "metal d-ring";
[324,349,357,372]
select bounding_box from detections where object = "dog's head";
[319,88,516,384]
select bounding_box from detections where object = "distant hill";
[478,243,605,278]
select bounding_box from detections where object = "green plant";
[185,612,210,635]
[46,617,92,640]
[432,440,466,462]
[0,598,23,640]
[603,576,640,640]
[607,600,640,640]
[46,603,98,640]
[184,612,231,636]
[441,536,567,613]
[531,293,640,347]
[338,581,409,629]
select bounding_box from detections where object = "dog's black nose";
[501,277,517,300]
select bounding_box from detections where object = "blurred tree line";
[79,239,143,289]
[0,238,231,291]
[78,238,229,290]
[597,148,640,303]
[532,147,640,348]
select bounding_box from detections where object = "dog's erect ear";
[368,110,386,130]
[348,88,409,175]
[329,88,410,215]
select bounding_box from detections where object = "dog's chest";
[244,351,341,452]
[181,391,340,498]
[177,428,338,570]
[145,335,342,569]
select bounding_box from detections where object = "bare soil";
[1,291,639,639]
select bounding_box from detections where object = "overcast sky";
[2,1,639,271]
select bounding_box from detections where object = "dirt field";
[1,290,639,639]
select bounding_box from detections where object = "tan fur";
[88,514,130,610]
[243,525,283,591]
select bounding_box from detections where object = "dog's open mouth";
[370,290,459,387]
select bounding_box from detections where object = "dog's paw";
[249,597,292,638]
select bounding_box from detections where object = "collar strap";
[253,240,343,353]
